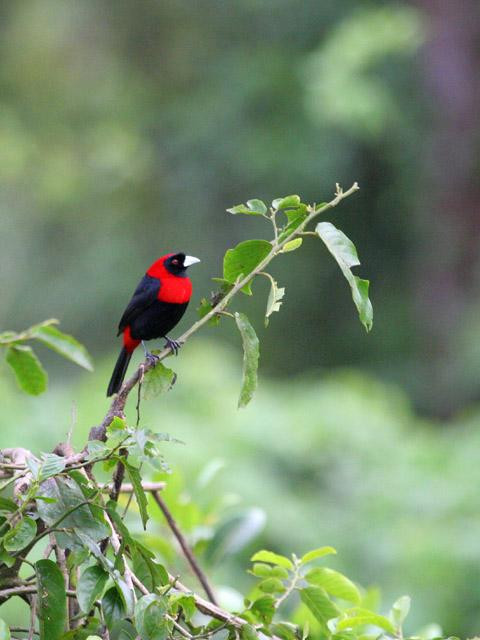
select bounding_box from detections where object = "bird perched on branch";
[107,252,200,396]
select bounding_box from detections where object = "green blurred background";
[1,0,480,635]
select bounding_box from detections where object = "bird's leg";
[164,335,182,356]
[142,341,160,365]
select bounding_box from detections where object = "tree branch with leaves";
[3,185,444,640]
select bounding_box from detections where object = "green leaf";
[78,565,109,613]
[258,577,286,594]
[335,608,396,634]
[251,595,276,624]
[391,595,411,627]
[315,222,373,332]
[234,313,259,408]
[227,199,267,216]
[300,547,337,565]
[299,586,339,625]
[250,550,293,570]
[250,563,289,579]
[32,324,93,371]
[35,559,67,640]
[0,498,17,515]
[170,594,195,621]
[5,345,47,395]
[3,516,37,552]
[272,195,301,210]
[223,240,271,295]
[36,476,109,547]
[263,273,285,327]
[124,461,149,529]
[38,453,66,482]
[305,567,360,603]
[141,362,176,400]
[135,594,169,640]
[240,624,258,640]
[281,238,303,253]
[110,620,138,640]
[247,199,268,215]
[102,586,126,629]
[197,298,220,326]
[0,620,10,640]
[131,546,168,591]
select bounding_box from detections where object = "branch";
[95,183,360,436]
[152,490,218,605]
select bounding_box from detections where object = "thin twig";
[28,595,37,640]
[152,490,218,605]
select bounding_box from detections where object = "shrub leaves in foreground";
[35,559,67,640]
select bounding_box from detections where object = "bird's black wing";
[117,274,160,335]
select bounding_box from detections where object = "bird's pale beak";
[184,255,201,267]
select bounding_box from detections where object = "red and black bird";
[107,252,200,397]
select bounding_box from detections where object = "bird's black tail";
[107,347,132,397]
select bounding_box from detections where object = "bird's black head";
[163,253,200,277]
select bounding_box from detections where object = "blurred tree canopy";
[0,0,479,415]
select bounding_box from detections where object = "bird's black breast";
[129,300,189,341]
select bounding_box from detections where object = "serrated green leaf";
[3,516,36,552]
[234,313,259,408]
[35,559,67,640]
[299,586,340,626]
[124,461,149,529]
[0,619,10,640]
[263,273,285,327]
[223,240,271,295]
[32,324,93,371]
[135,594,169,640]
[305,567,360,603]
[250,550,293,570]
[78,565,109,613]
[5,345,47,395]
[335,608,396,634]
[281,238,303,253]
[142,362,176,400]
[300,547,337,565]
[316,222,373,332]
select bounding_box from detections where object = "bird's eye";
[172,259,179,265]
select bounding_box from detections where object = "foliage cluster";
[0,187,454,639]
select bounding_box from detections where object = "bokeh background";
[1,0,480,635]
